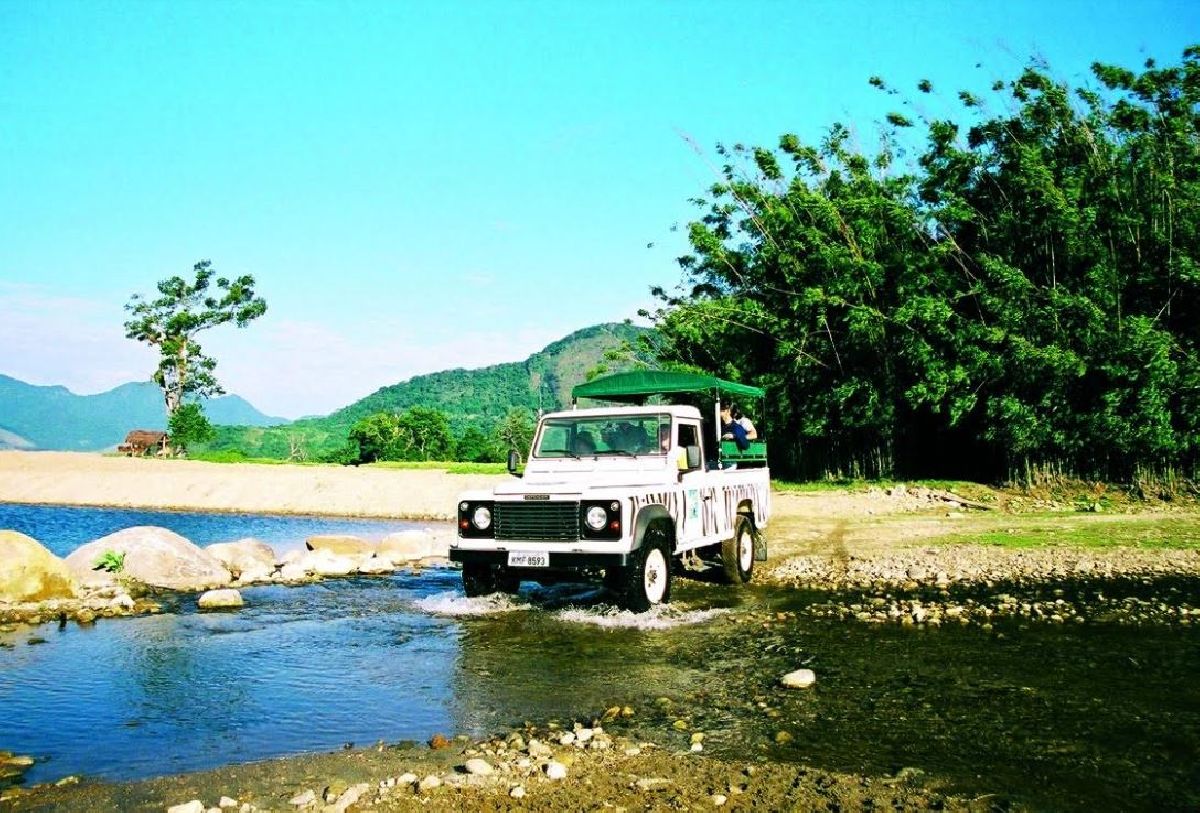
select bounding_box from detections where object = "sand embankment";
[0,451,507,519]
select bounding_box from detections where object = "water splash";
[413,591,531,616]
[554,604,729,630]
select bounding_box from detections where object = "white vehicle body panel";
[451,404,770,564]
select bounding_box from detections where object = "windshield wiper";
[608,450,639,458]
[543,448,580,459]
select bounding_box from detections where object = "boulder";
[303,549,357,577]
[379,530,432,563]
[0,530,77,602]
[198,589,244,610]
[357,556,395,575]
[305,535,375,557]
[64,527,231,592]
[205,539,277,583]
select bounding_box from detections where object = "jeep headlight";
[472,505,492,530]
[585,505,608,531]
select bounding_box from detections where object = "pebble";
[711,793,728,806]
[463,758,494,776]
[288,790,315,807]
[510,786,526,799]
[780,668,816,689]
[544,761,568,780]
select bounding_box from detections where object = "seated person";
[731,405,758,440]
[720,405,750,451]
[574,430,597,456]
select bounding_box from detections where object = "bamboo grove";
[646,48,1200,484]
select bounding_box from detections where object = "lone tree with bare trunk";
[124,260,268,425]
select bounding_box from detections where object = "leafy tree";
[348,413,403,463]
[650,46,1200,483]
[455,425,499,462]
[124,260,267,418]
[168,402,216,454]
[396,406,454,461]
[493,407,535,460]
[347,407,454,463]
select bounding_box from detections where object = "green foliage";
[168,402,215,453]
[92,550,126,573]
[493,407,535,460]
[651,46,1200,483]
[124,260,267,417]
[348,406,454,463]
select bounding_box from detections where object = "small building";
[117,430,169,457]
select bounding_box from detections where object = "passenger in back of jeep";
[720,405,749,451]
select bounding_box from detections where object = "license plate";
[507,551,549,568]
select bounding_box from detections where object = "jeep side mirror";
[686,446,701,470]
[507,449,523,478]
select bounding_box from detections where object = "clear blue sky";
[1,1,1194,417]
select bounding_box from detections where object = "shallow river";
[1,505,1197,811]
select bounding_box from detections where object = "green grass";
[940,517,1200,550]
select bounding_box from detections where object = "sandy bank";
[0,451,507,520]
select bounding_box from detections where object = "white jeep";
[449,371,771,611]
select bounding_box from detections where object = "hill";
[0,375,288,451]
[206,322,652,460]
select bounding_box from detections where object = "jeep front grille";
[494,501,579,541]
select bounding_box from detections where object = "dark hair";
[731,405,743,420]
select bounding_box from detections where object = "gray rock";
[780,668,816,689]
[378,530,432,564]
[510,785,526,799]
[205,539,277,582]
[288,789,316,807]
[303,550,357,577]
[0,530,77,602]
[544,761,567,780]
[357,556,395,575]
[65,527,230,591]
[167,802,204,813]
[305,535,375,557]
[418,775,442,791]
[333,783,370,812]
[463,758,494,776]
[198,589,244,610]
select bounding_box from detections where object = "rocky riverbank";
[0,525,455,627]
[7,714,1000,812]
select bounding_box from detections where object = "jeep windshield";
[534,414,670,459]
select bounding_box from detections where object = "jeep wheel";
[615,524,672,613]
[462,562,497,597]
[721,514,755,584]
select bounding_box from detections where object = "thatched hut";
[117,430,169,456]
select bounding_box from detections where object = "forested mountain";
[205,322,651,460]
[0,375,287,451]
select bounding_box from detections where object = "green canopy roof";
[572,370,764,403]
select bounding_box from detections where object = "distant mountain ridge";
[207,322,652,459]
[0,375,288,451]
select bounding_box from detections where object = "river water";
[1,504,1197,811]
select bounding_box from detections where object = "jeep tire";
[721,513,755,584]
[614,523,672,612]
